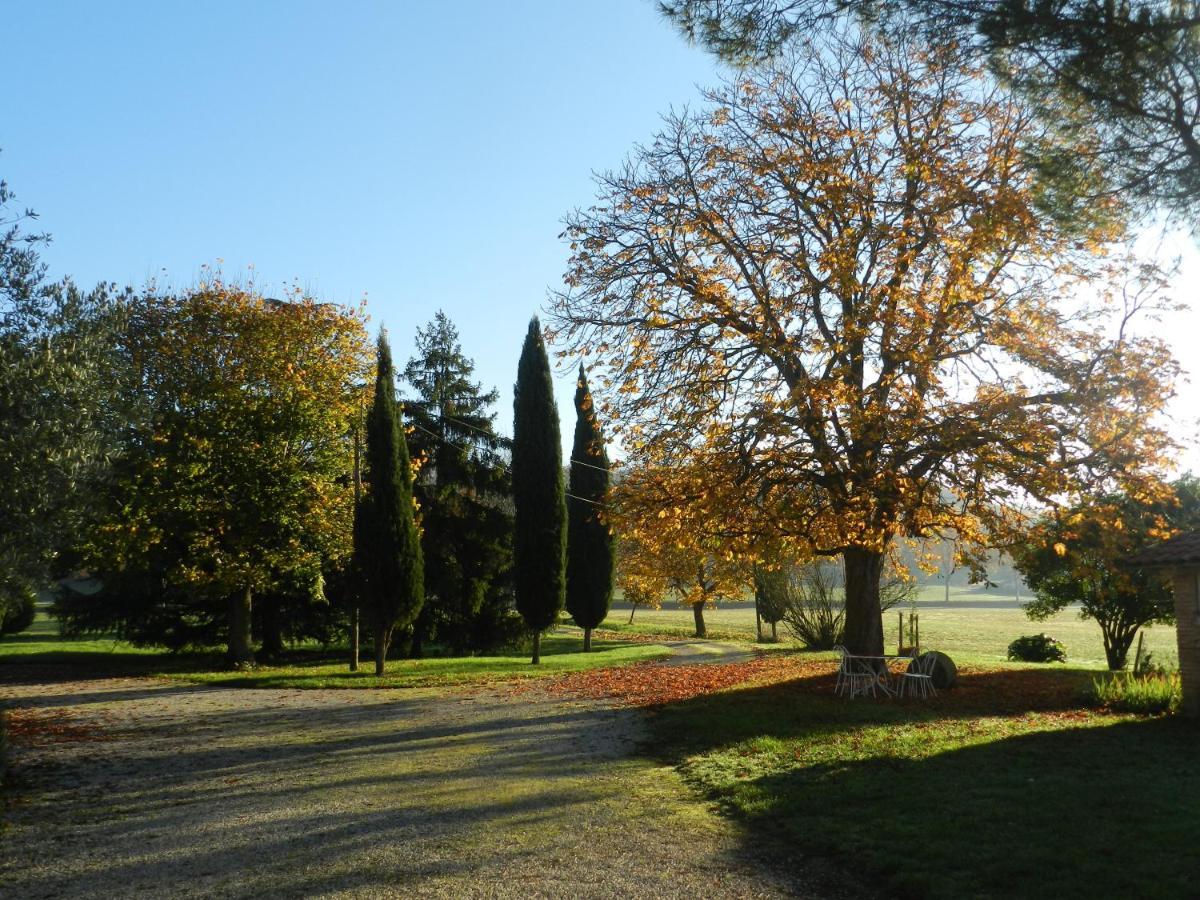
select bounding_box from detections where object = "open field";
[604,601,1179,668]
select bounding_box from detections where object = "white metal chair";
[834,646,879,698]
[896,652,938,699]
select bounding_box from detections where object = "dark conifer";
[511,317,566,664]
[566,365,613,651]
[402,311,513,655]
[355,331,424,676]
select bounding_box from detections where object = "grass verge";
[1,613,671,689]
[648,660,1200,899]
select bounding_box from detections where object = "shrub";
[1007,633,1067,663]
[1093,671,1181,715]
[0,585,36,636]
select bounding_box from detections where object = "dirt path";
[0,671,814,899]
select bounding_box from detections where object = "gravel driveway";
[0,670,818,898]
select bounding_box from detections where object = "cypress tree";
[512,317,566,664]
[356,331,424,676]
[566,365,614,652]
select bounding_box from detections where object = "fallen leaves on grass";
[524,655,833,707]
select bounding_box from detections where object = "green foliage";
[1093,670,1181,715]
[356,332,424,673]
[566,365,614,648]
[1013,479,1200,670]
[401,311,513,655]
[0,167,124,621]
[0,584,36,636]
[1007,633,1067,664]
[512,318,566,662]
[75,284,369,664]
[658,1,1200,218]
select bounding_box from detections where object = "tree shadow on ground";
[642,666,1200,899]
[0,682,809,899]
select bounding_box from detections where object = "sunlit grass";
[600,601,1179,669]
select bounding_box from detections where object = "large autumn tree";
[77,281,370,664]
[550,31,1176,655]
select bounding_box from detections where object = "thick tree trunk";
[532,630,541,665]
[756,604,763,641]
[771,620,777,641]
[583,626,592,652]
[374,622,390,676]
[349,605,359,672]
[693,602,706,638]
[260,595,284,659]
[842,547,885,656]
[228,586,255,667]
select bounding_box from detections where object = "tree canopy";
[550,30,1176,654]
[659,1,1200,218]
[75,281,370,663]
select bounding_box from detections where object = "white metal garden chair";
[896,652,937,699]
[834,646,880,698]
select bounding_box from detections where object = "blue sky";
[4,0,720,437]
[5,0,1198,469]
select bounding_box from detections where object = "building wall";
[1171,568,1200,717]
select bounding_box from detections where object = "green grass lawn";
[605,600,1179,669]
[649,663,1200,899]
[0,610,671,688]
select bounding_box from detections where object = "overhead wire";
[405,419,607,507]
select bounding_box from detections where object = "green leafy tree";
[512,317,566,664]
[1013,477,1200,670]
[72,282,369,664]
[566,365,614,651]
[356,332,425,675]
[402,311,514,655]
[0,170,123,619]
[659,1,1200,218]
[752,566,787,641]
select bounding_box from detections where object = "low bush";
[1007,633,1067,663]
[0,585,37,636]
[1093,671,1181,715]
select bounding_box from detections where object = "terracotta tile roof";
[1125,531,1200,568]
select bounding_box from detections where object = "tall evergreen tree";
[566,365,614,652]
[511,317,566,664]
[356,331,424,675]
[402,311,514,655]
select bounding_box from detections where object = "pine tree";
[402,311,513,655]
[511,317,566,664]
[356,331,424,676]
[566,365,613,652]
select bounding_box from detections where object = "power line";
[438,412,614,475]
[406,420,606,507]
